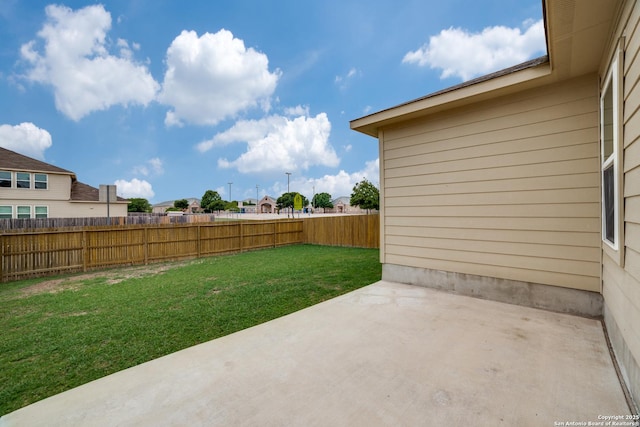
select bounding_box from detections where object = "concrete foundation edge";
[604,304,640,414]
[381,263,604,318]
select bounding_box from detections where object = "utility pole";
[228,182,232,202]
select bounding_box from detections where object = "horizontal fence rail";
[1,215,379,282]
[0,214,218,232]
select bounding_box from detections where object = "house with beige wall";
[258,195,277,214]
[352,0,640,410]
[0,147,128,219]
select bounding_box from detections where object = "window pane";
[0,206,11,219]
[602,82,614,160]
[16,172,30,188]
[17,206,31,219]
[0,171,11,187]
[34,173,47,189]
[603,165,615,244]
[35,206,48,218]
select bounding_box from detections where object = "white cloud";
[114,178,155,199]
[159,29,281,127]
[20,4,159,121]
[132,157,164,176]
[199,112,339,174]
[402,19,546,81]
[0,122,52,160]
[284,105,309,116]
[335,67,360,90]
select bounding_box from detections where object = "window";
[16,172,30,188]
[0,171,11,187]
[0,206,11,219]
[601,72,616,246]
[600,45,624,260]
[34,174,47,189]
[35,206,48,218]
[17,206,31,219]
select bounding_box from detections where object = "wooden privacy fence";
[0,214,379,282]
[303,214,379,248]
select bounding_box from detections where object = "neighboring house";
[329,196,367,214]
[0,147,127,219]
[257,195,277,214]
[352,0,639,408]
[238,198,258,213]
[152,198,201,214]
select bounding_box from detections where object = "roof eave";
[350,59,552,138]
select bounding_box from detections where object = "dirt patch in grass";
[16,263,185,298]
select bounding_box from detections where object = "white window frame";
[34,173,48,190]
[16,172,31,189]
[600,42,625,266]
[0,171,12,188]
[0,206,12,219]
[35,206,48,218]
[16,205,31,219]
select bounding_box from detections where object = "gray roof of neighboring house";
[0,146,74,175]
[153,198,200,207]
[70,181,127,202]
[333,196,350,204]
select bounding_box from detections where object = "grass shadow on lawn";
[0,245,380,416]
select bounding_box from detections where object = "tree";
[201,190,225,213]
[225,200,239,212]
[173,199,189,210]
[127,198,151,213]
[312,192,333,212]
[350,179,379,213]
[277,192,309,213]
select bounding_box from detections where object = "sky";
[0,0,546,205]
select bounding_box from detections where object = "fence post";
[239,223,244,253]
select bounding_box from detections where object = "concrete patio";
[0,281,633,426]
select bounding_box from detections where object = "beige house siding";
[380,74,601,292]
[2,174,128,218]
[602,0,640,407]
[2,199,128,218]
[3,173,71,201]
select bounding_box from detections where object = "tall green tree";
[277,192,309,212]
[173,199,189,210]
[127,198,151,213]
[201,190,225,212]
[312,192,333,212]
[350,179,379,213]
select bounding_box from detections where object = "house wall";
[2,199,128,218]
[2,173,71,201]
[2,174,128,218]
[602,0,640,409]
[65,201,128,218]
[380,74,601,296]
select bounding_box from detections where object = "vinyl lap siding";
[381,74,601,291]
[603,0,640,402]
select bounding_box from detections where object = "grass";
[0,244,380,416]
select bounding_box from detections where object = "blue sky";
[0,0,545,204]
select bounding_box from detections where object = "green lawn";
[0,245,380,416]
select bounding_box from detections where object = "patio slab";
[0,281,632,426]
